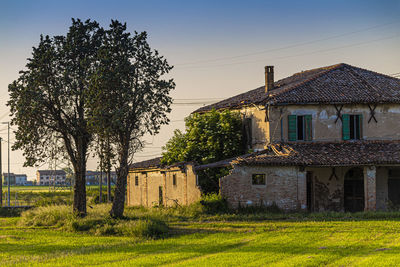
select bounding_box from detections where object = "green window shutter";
[358,114,363,139]
[288,115,297,141]
[304,115,312,141]
[342,114,350,140]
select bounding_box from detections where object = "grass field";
[1,211,400,266]
[1,186,111,207]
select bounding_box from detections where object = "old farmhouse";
[128,158,201,207]
[128,63,400,212]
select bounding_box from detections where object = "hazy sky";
[0,0,400,180]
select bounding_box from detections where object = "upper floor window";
[342,114,362,140]
[288,115,312,141]
[135,176,139,186]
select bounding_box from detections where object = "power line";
[177,34,400,69]
[175,20,400,66]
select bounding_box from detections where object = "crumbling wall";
[127,164,201,207]
[269,104,400,143]
[239,106,269,150]
[306,167,348,212]
[220,165,301,210]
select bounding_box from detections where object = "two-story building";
[194,63,400,212]
[36,170,67,186]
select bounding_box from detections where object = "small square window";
[135,176,139,186]
[252,174,266,185]
[172,174,177,186]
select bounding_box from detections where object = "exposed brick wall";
[220,166,301,210]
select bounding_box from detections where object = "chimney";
[265,65,274,93]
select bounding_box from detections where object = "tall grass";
[19,204,169,239]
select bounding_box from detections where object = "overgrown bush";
[200,193,229,214]
[19,204,169,239]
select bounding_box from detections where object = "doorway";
[158,186,163,206]
[344,168,364,212]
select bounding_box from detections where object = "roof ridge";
[267,63,346,102]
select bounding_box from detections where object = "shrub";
[199,193,229,214]
[19,204,169,239]
[19,205,72,227]
[117,219,169,239]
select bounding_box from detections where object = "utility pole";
[2,122,10,207]
[0,137,2,207]
[99,156,102,203]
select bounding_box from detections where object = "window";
[172,174,177,186]
[252,174,266,185]
[135,176,139,186]
[342,114,362,140]
[288,115,312,141]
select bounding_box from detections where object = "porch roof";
[235,141,400,167]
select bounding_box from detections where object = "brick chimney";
[265,66,274,93]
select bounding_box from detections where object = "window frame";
[342,114,362,140]
[288,114,312,141]
[252,174,266,186]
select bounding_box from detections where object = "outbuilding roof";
[194,63,400,113]
[236,141,400,167]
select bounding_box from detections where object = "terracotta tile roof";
[236,141,400,167]
[129,157,162,169]
[129,157,189,170]
[194,63,400,113]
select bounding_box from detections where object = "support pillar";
[364,166,376,211]
[297,168,307,210]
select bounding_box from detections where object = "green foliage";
[161,109,244,193]
[162,109,244,165]
[7,18,106,215]
[199,193,229,214]
[87,20,175,217]
[19,204,169,239]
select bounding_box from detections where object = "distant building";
[2,173,28,185]
[36,170,67,186]
[86,170,117,185]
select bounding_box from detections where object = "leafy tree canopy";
[162,109,244,165]
[161,109,244,193]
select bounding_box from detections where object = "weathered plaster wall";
[269,104,400,142]
[220,165,302,210]
[305,167,348,212]
[127,172,147,206]
[165,170,186,206]
[186,165,202,204]
[146,171,164,207]
[127,165,201,207]
[239,106,269,150]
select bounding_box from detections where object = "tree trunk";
[72,136,88,216]
[110,145,129,218]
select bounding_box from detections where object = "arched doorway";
[344,168,364,212]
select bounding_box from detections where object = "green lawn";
[1,216,400,266]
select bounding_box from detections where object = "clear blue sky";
[0,0,399,179]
